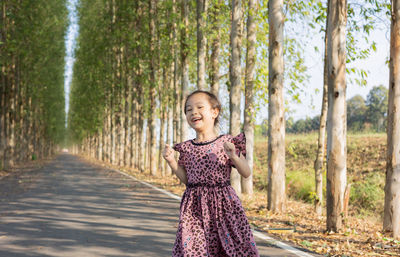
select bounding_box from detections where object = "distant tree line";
[0,0,67,169]
[257,85,389,135]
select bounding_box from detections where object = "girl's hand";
[224,141,250,178]
[163,144,175,163]
[223,141,237,159]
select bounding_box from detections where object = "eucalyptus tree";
[326,0,348,232]
[209,0,223,96]
[148,0,158,176]
[181,0,190,142]
[197,0,208,90]
[384,0,400,240]
[267,0,286,212]
[242,0,258,195]
[230,0,243,195]
[314,1,329,217]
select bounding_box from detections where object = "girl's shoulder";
[223,132,246,142]
[173,139,192,153]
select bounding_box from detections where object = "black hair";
[184,90,222,126]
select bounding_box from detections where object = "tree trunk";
[159,98,166,176]
[229,0,242,195]
[210,0,222,96]
[146,124,151,172]
[197,0,208,90]
[27,96,33,162]
[384,0,400,240]
[149,0,158,176]
[166,103,173,176]
[124,76,130,167]
[267,0,285,213]
[105,106,111,162]
[7,56,16,168]
[98,129,103,161]
[139,116,145,172]
[181,0,189,142]
[314,5,329,216]
[128,75,135,168]
[174,56,182,145]
[0,69,4,169]
[0,0,5,169]
[326,0,347,232]
[242,0,258,196]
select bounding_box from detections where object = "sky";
[283,22,390,122]
[64,0,79,127]
[63,2,390,127]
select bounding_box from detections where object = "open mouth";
[191,117,202,123]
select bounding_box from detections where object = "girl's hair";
[184,90,222,125]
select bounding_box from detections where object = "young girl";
[163,90,259,257]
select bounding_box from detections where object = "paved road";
[0,154,319,257]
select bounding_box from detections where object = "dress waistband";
[186,181,231,188]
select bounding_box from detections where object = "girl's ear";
[212,108,219,119]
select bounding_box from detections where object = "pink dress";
[172,132,259,257]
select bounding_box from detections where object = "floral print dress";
[172,132,259,257]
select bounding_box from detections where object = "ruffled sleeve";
[173,142,186,168]
[232,132,246,158]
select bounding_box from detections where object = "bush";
[286,169,318,203]
[350,172,384,215]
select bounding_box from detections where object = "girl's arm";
[163,144,188,184]
[224,142,251,178]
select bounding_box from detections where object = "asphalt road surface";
[0,154,320,257]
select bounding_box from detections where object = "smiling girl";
[163,90,259,257]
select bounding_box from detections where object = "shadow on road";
[0,154,179,257]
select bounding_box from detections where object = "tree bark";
[267,0,286,212]
[181,0,189,142]
[242,0,258,195]
[210,0,222,96]
[0,0,5,168]
[159,99,166,176]
[197,0,208,90]
[326,0,348,232]
[229,0,242,195]
[166,102,173,176]
[384,0,400,240]
[149,0,158,176]
[7,56,16,168]
[314,4,329,216]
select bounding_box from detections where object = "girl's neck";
[195,129,218,143]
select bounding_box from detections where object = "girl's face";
[185,93,219,132]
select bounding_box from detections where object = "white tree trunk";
[181,0,189,142]
[229,0,242,195]
[267,0,285,212]
[149,0,158,176]
[197,0,208,90]
[210,0,222,97]
[242,0,258,195]
[326,0,347,232]
[314,8,329,216]
[384,0,400,240]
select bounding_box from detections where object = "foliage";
[286,116,320,134]
[1,0,67,146]
[365,85,388,132]
[280,86,389,134]
[347,95,368,131]
[350,172,385,216]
